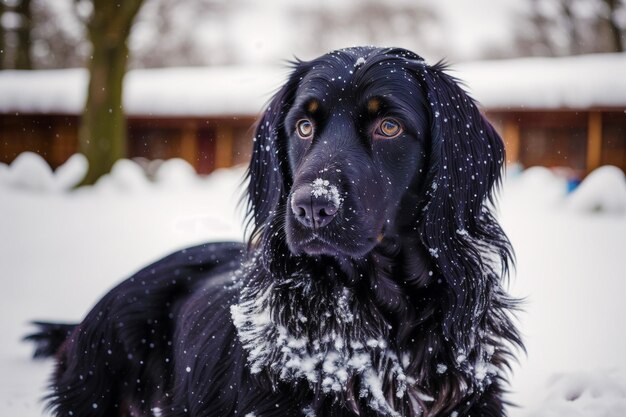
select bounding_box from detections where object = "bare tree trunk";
[603,0,624,52]
[79,0,144,185]
[79,33,129,184]
[15,0,32,69]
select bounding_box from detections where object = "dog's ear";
[245,62,310,244]
[412,60,513,349]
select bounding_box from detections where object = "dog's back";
[26,242,244,417]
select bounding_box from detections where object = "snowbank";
[504,166,570,209]
[501,165,626,216]
[0,152,87,192]
[0,54,624,117]
[153,158,200,187]
[566,166,626,214]
[522,371,626,417]
[0,152,244,195]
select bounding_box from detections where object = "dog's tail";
[24,321,77,358]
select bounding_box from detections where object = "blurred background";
[0,0,625,181]
[0,1,625,417]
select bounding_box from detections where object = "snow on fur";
[231,266,410,417]
[310,178,342,209]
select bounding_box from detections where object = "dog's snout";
[291,186,339,229]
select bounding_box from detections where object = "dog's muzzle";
[290,178,342,229]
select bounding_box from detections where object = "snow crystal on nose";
[311,178,342,209]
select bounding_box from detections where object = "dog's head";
[247,46,508,266]
[281,49,431,258]
[250,48,431,258]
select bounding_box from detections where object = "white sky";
[431,0,530,60]
[231,0,529,63]
[128,0,536,66]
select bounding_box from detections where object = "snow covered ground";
[1,153,625,416]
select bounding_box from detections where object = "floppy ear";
[414,61,513,349]
[245,63,309,243]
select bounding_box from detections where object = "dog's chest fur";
[230,259,437,417]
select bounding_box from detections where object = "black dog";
[27,47,522,417]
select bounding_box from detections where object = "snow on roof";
[0,53,624,117]
[0,66,288,117]
[455,53,626,110]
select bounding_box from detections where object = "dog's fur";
[27,47,522,417]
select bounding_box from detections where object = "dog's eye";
[295,119,314,139]
[376,118,403,139]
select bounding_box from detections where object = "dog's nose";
[291,186,338,229]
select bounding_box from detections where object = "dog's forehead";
[296,52,362,94]
[295,49,423,105]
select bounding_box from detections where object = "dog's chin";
[286,231,378,259]
[299,237,342,257]
[285,212,384,259]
